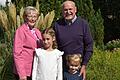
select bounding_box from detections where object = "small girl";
[32,28,64,80]
[64,54,83,80]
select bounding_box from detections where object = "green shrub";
[87,47,120,80]
[105,39,120,51]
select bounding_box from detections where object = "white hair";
[61,1,76,8]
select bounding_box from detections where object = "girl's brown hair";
[42,28,57,49]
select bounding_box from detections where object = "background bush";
[105,39,120,51]
[87,47,120,80]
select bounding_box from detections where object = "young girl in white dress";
[32,28,63,80]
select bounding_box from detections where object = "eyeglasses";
[27,15,38,19]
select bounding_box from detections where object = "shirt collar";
[25,22,35,31]
[72,15,77,23]
[65,15,77,25]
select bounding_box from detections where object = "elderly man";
[54,1,93,80]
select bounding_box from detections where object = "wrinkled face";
[68,60,80,74]
[62,2,77,21]
[26,10,38,28]
[43,34,54,50]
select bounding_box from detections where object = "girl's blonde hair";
[66,54,82,66]
[42,28,57,49]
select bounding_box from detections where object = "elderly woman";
[13,6,43,80]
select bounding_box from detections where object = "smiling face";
[62,1,77,21]
[25,10,38,28]
[42,28,56,50]
[68,58,80,74]
[66,54,81,74]
[43,34,54,50]
[23,6,39,28]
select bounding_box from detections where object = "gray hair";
[23,6,39,18]
[61,1,76,8]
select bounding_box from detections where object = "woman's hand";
[19,76,27,80]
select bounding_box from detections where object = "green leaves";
[76,0,104,47]
[87,47,120,80]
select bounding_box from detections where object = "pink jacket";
[13,23,42,78]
